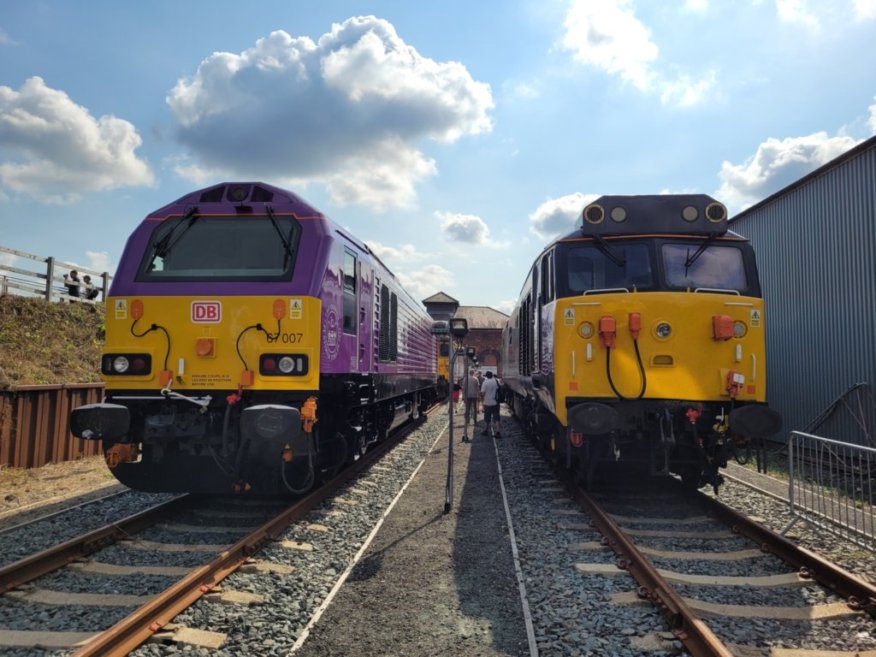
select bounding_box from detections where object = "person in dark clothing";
[63,270,81,298]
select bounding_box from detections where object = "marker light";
[655,322,672,339]
[278,356,297,373]
[577,321,595,339]
[682,205,698,222]
[610,207,627,222]
[733,320,748,338]
[112,356,130,373]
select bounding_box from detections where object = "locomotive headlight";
[655,322,672,339]
[112,356,130,373]
[278,356,296,373]
[577,321,595,339]
[733,320,747,338]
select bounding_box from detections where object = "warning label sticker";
[750,308,761,327]
[114,299,127,320]
[563,308,575,325]
[290,299,303,320]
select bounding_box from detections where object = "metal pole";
[444,344,459,514]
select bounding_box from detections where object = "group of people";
[456,369,503,442]
[62,270,100,300]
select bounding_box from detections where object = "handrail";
[0,243,111,303]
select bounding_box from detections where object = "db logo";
[191,301,222,323]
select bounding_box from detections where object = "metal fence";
[783,430,876,552]
[0,384,105,469]
[0,244,110,303]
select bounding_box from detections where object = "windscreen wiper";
[684,233,717,275]
[153,206,199,261]
[593,235,626,268]
[266,206,295,267]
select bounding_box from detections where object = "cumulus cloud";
[560,0,716,107]
[437,211,491,244]
[853,0,876,20]
[167,17,494,211]
[396,264,454,300]
[86,250,113,274]
[0,77,155,203]
[529,192,598,239]
[716,132,861,211]
[366,240,423,263]
[775,0,821,29]
[683,0,709,11]
[868,97,876,134]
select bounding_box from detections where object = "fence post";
[45,256,56,302]
[100,271,109,300]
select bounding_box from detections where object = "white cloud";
[683,0,709,11]
[0,29,14,45]
[167,17,494,211]
[716,132,861,211]
[853,0,876,20]
[868,97,876,134]
[560,0,716,107]
[437,211,491,245]
[396,264,454,300]
[494,298,517,314]
[366,240,423,263]
[529,192,598,239]
[86,250,113,274]
[775,0,821,29]
[561,0,658,92]
[0,77,155,203]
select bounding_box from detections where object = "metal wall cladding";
[730,141,876,445]
[0,384,104,469]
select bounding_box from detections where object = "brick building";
[422,292,509,377]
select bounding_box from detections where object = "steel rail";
[0,495,190,594]
[73,409,437,657]
[692,487,876,617]
[571,487,735,657]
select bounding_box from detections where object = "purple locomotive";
[71,182,438,494]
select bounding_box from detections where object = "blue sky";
[1,0,875,312]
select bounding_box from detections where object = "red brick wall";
[465,328,504,376]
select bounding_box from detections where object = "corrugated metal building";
[729,135,876,444]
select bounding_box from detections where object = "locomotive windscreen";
[136,214,301,281]
[662,244,747,291]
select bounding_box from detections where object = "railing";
[0,384,105,469]
[0,244,111,303]
[782,430,876,553]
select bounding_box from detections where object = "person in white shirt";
[480,371,502,439]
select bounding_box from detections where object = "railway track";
[0,406,443,655]
[562,474,876,656]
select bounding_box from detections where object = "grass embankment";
[0,295,105,388]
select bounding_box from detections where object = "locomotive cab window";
[563,243,652,295]
[662,244,747,292]
[137,214,301,281]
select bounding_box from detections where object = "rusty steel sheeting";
[0,384,104,469]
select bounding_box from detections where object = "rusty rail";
[572,487,735,657]
[0,384,104,468]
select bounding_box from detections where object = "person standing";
[461,370,481,442]
[480,371,502,438]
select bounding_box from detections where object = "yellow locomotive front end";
[509,194,781,491]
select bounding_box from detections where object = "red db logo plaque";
[191,301,222,323]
